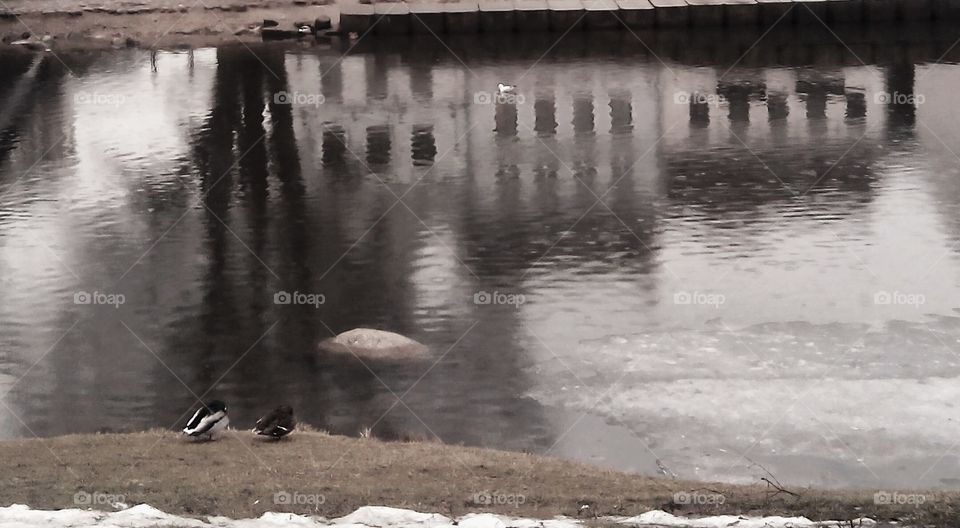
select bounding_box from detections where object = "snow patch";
[0,504,876,528]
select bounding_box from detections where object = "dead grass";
[0,430,956,525]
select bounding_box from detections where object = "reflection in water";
[572,95,595,136]
[366,124,391,166]
[494,100,518,136]
[845,90,867,119]
[411,124,437,165]
[533,95,557,135]
[609,90,632,135]
[0,26,958,489]
[322,123,347,166]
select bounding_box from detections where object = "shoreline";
[0,430,955,525]
[0,1,340,50]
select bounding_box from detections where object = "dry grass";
[0,430,956,525]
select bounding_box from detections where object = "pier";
[340,0,949,34]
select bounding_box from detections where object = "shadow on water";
[0,21,959,488]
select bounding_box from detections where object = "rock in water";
[319,328,428,360]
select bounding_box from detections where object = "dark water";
[3,25,960,489]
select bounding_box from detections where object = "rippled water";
[2,26,960,489]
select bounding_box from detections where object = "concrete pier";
[795,0,828,25]
[338,0,956,36]
[409,2,445,33]
[514,0,551,31]
[650,0,689,26]
[583,0,621,28]
[374,2,412,34]
[725,0,759,25]
[548,0,586,31]
[479,0,517,31]
[616,0,655,27]
[687,0,724,25]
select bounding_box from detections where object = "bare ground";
[0,430,956,525]
[0,0,340,49]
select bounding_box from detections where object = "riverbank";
[0,0,338,50]
[0,430,955,525]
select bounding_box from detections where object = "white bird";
[498,83,516,94]
[182,400,229,441]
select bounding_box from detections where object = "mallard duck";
[182,400,229,440]
[253,405,296,439]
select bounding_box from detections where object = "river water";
[1,25,960,489]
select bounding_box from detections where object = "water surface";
[2,26,960,489]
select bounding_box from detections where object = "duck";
[252,405,296,439]
[498,83,516,94]
[182,400,229,440]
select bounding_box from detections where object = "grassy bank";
[0,0,336,50]
[0,430,956,525]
